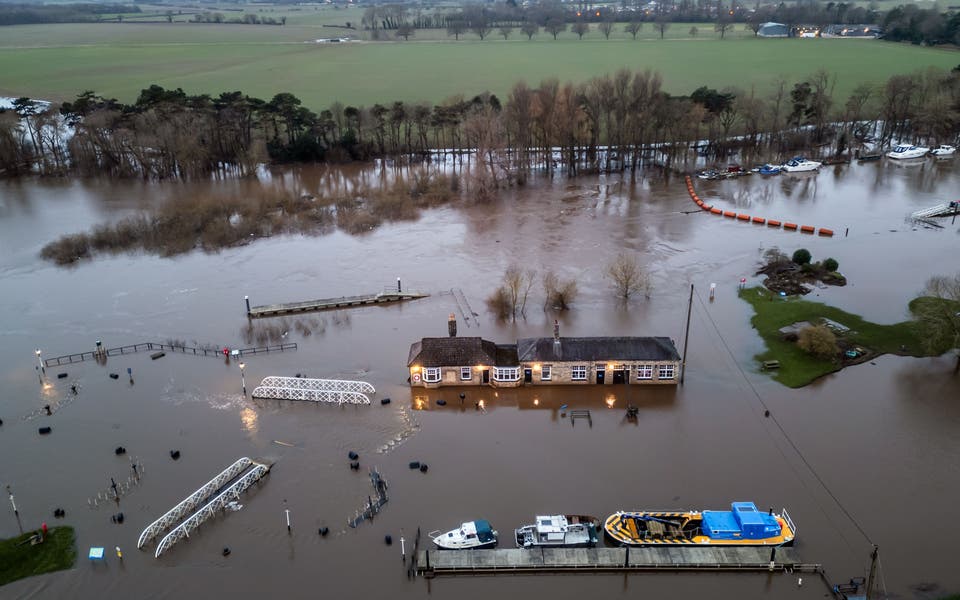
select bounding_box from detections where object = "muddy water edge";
[1,160,959,600]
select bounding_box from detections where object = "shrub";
[823,257,839,272]
[792,248,812,265]
[543,270,578,310]
[485,287,512,320]
[797,324,838,360]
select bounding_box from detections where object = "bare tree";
[572,21,590,39]
[654,17,670,39]
[714,14,734,39]
[499,25,513,40]
[606,253,650,299]
[624,20,643,39]
[543,270,578,310]
[689,26,698,37]
[598,16,615,39]
[544,18,567,40]
[447,19,467,40]
[521,22,539,40]
[911,273,960,374]
[487,264,537,319]
[395,24,414,40]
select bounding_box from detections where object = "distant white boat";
[930,145,956,158]
[781,157,821,172]
[886,145,930,160]
[430,520,498,550]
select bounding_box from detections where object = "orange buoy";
[752,216,766,224]
[737,214,750,221]
[783,222,798,230]
[710,207,723,215]
[767,220,781,227]
[800,225,815,234]
[818,228,834,237]
[723,211,737,218]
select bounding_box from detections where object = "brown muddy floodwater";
[1,159,959,600]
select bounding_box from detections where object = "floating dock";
[251,376,375,404]
[416,546,818,577]
[247,291,429,318]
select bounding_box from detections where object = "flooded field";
[1,159,959,599]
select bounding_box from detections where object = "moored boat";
[430,519,498,550]
[781,157,821,172]
[930,144,956,158]
[756,163,781,175]
[515,514,600,548]
[604,501,795,547]
[886,145,930,160]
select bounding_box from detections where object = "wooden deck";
[417,546,817,577]
[247,291,429,318]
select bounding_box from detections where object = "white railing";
[258,376,375,395]
[251,386,371,405]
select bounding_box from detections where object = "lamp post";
[239,362,246,396]
[35,349,44,375]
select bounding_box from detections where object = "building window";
[460,367,472,381]
[423,367,441,383]
[493,367,520,382]
[636,365,653,380]
[658,364,675,380]
[571,365,587,381]
[541,365,552,381]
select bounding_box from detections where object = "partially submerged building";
[407,321,681,388]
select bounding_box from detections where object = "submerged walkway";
[247,290,429,318]
[43,342,296,367]
[417,546,817,576]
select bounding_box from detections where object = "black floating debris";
[169,450,181,460]
[348,451,359,460]
[295,373,302,378]
[408,461,420,470]
[57,372,68,379]
[70,385,77,395]
[109,373,120,380]
[44,405,52,415]
[419,464,429,473]
[380,398,391,405]
[349,461,360,470]
[111,512,124,524]
[764,410,770,417]
[150,352,165,360]
[115,446,127,455]
[319,527,329,537]
[38,426,52,435]
[0,418,4,426]
[436,399,447,406]
[385,535,393,545]
[222,547,231,557]
[459,393,466,400]
[53,508,65,518]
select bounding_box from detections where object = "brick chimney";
[448,313,457,337]
[553,320,561,358]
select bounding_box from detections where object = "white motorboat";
[515,515,600,548]
[781,157,822,172]
[430,520,498,550]
[886,145,930,160]
[930,145,956,158]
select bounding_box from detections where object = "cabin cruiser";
[781,157,821,172]
[930,144,956,158]
[430,520,498,550]
[604,501,796,547]
[886,145,930,160]
[515,515,600,548]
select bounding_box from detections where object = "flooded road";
[1,159,959,599]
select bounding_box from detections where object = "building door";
[482,369,490,384]
[613,369,626,384]
[524,369,532,383]
[596,369,605,384]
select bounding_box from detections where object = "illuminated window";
[424,367,441,383]
[541,365,552,381]
[460,367,472,381]
[493,367,520,382]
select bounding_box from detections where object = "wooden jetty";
[416,546,818,577]
[43,342,296,368]
[247,290,429,318]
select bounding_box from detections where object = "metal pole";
[401,534,406,560]
[36,349,45,375]
[239,362,246,396]
[397,277,402,293]
[244,295,251,315]
[7,486,23,534]
[285,508,291,533]
[865,545,879,600]
[680,283,694,385]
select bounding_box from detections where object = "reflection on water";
[0,160,959,599]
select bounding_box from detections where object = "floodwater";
[0,159,959,600]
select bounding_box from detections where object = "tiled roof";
[516,337,680,363]
[408,337,517,367]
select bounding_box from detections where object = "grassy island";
[0,526,76,587]
[738,287,936,388]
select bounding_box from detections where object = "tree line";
[0,3,139,26]
[2,66,959,181]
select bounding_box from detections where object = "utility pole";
[680,284,694,385]
[865,545,879,600]
[7,485,23,534]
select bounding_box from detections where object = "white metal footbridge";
[137,457,271,558]
[251,376,375,405]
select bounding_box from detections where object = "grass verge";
[738,286,934,388]
[0,526,77,587]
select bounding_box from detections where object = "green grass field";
[739,287,934,388]
[0,18,957,110]
[0,526,76,587]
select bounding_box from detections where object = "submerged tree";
[606,253,650,299]
[543,270,578,310]
[911,273,960,374]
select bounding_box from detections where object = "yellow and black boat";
[604,501,795,546]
